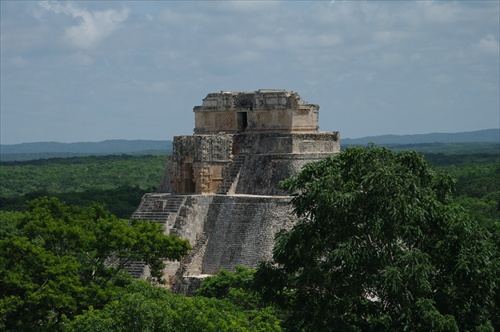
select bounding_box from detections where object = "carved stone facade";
[129,90,340,292]
[164,90,336,195]
[194,89,319,134]
[165,135,233,194]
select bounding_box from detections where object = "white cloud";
[8,56,29,68]
[314,1,361,26]
[213,1,280,14]
[433,74,452,84]
[284,33,342,51]
[417,0,461,24]
[410,53,422,62]
[251,36,278,50]
[373,30,411,44]
[1,1,498,144]
[365,72,376,82]
[215,33,248,49]
[70,51,94,66]
[158,8,208,25]
[401,0,461,26]
[315,34,343,48]
[359,2,395,27]
[335,72,354,82]
[226,50,261,65]
[158,8,184,25]
[132,80,171,94]
[473,34,500,56]
[38,1,130,49]
[372,52,405,68]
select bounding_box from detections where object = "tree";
[196,266,268,311]
[67,279,282,332]
[254,146,497,331]
[0,197,191,331]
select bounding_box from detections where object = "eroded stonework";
[194,89,319,134]
[129,90,340,293]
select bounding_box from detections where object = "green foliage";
[194,267,283,330]
[444,163,500,199]
[1,235,84,331]
[67,280,282,332]
[429,155,499,229]
[196,266,267,311]
[424,152,499,167]
[0,185,154,218]
[0,210,24,238]
[254,146,497,331]
[0,154,167,218]
[0,154,166,197]
[1,147,498,330]
[343,142,500,155]
[455,193,499,227]
[0,198,191,331]
[197,266,254,297]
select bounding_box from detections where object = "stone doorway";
[237,112,248,132]
[182,162,195,193]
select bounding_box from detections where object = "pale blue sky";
[1,1,499,144]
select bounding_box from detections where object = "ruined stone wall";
[130,192,297,289]
[170,195,296,280]
[200,195,295,274]
[167,135,233,194]
[235,132,340,154]
[234,153,330,196]
[171,195,297,295]
[229,133,340,195]
[129,194,215,282]
[159,132,340,197]
[162,195,214,281]
[194,108,318,134]
[193,90,319,134]
[291,132,341,153]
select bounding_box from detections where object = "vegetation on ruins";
[196,266,266,311]
[0,197,191,331]
[249,146,498,331]
[0,198,282,331]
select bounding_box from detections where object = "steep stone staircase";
[216,154,246,195]
[131,194,186,225]
[123,259,147,279]
[125,194,186,278]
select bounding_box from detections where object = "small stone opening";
[182,162,195,193]
[237,112,248,132]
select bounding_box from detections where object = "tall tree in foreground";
[0,197,191,331]
[255,146,497,331]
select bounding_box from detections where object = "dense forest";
[1,148,497,223]
[0,145,498,331]
[0,155,166,218]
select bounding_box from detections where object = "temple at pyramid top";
[193,89,319,134]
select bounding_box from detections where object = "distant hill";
[1,129,498,162]
[342,129,499,145]
[0,140,172,161]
